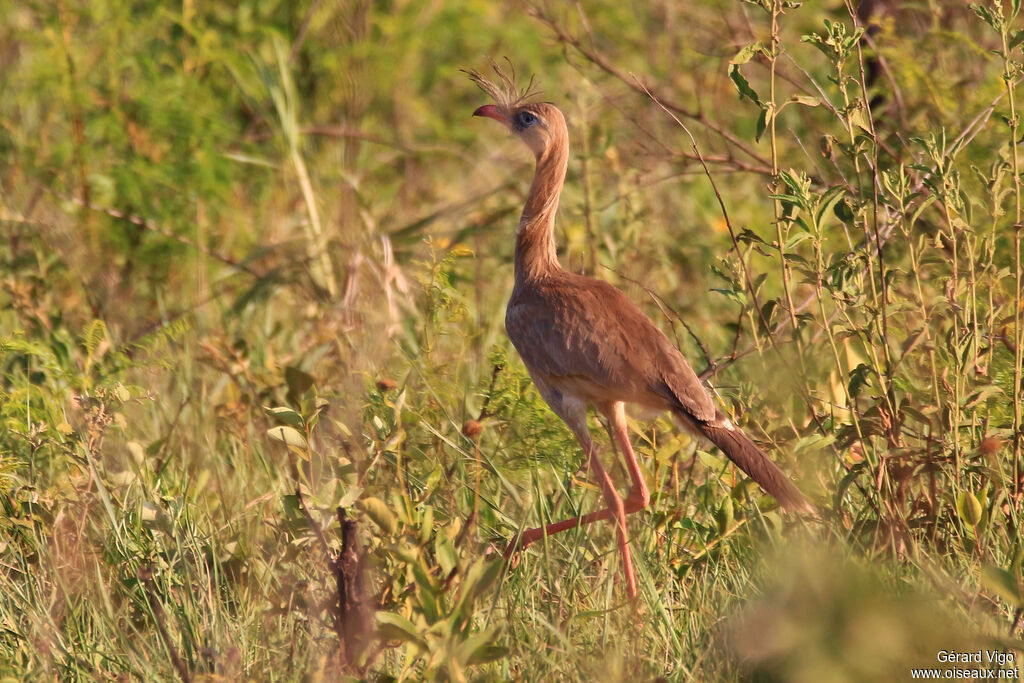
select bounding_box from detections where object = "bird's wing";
[505,275,716,421]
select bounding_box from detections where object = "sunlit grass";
[2,1,1024,680]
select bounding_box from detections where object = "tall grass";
[1,1,1023,680]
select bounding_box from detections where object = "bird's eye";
[514,111,538,128]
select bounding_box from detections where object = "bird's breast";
[504,294,664,408]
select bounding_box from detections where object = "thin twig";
[699,289,824,381]
[295,486,335,561]
[289,0,323,63]
[528,4,771,168]
[632,77,774,342]
[476,362,505,422]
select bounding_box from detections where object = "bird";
[467,65,814,599]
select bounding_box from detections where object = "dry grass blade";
[5,1,1024,680]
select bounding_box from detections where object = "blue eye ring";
[514,110,538,129]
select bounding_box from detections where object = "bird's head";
[473,102,565,159]
[465,62,566,160]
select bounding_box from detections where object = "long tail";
[678,409,815,514]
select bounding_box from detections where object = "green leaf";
[729,64,761,105]
[728,44,763,105]
[376,612,428,651]
[455,626,508,666]
[791,433,836,455]
[266,425,307,448]
[82,319,108,355]
[435,533,458,576]
[411,562,440,622]
[834,197,855,223]
[418,505,434,545]
[788,94,820,108]
[358,496,398,534]
[337,485,363,508]
[847,107,872,133]
[730,42,762,66]
[737,228,769,245]
[1010,29,1024,51]
[847,363,872,398]
[759,298,779,333]
[716,496,734,535]
[785,232,813,250]
[457,558,503,611]
[264,405,304,429]
[285,366,315,397]
[755,107,769,142]
[834,464,868,507]
[710,287,746,305]
[956,490,983,527]
[970,4,997,30]
[814,186,846,229]
[962,384,1004,409]
[982,566,1024,608]
[113,383,131,403]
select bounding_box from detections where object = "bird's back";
[505,271,715,420]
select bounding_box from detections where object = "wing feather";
[505,274,715,421]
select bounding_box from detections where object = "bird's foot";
[503,530,536,561]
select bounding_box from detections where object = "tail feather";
[682,410,815,514]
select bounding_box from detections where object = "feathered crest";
[463,58,542,110]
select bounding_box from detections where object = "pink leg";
[605,402,651,514]
[506,431,637,597]
[506,401,650,598]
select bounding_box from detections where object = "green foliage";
[3,0,1024,680]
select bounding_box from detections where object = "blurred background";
[2,0,1023,680]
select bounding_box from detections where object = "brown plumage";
[469,66,813,599]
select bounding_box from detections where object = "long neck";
[515,142,568,284]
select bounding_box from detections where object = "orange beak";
[473,104,509,125]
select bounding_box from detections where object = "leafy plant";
[3,0,1024,680]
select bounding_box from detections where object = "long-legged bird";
[468,66,813,598]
